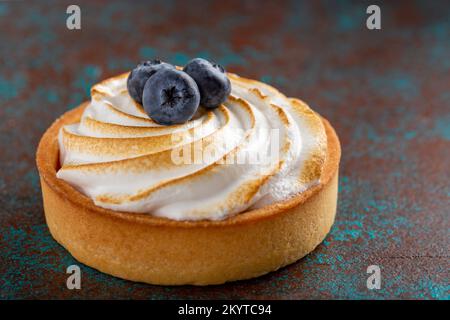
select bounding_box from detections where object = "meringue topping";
[57,72,327,221]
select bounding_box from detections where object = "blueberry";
[127,60,175,104]
[183,58,231,109]
[142,69,200,125]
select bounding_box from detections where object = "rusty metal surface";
[0,0,449,299]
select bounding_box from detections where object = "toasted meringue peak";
[57,71,327,220]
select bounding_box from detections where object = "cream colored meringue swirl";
[57,72,327,221]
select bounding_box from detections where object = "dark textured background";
[0,0,449,299]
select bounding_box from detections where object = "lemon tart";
[36,68,341,285]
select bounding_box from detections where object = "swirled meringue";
[56,72,327,221]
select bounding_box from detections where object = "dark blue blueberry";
[142,69,200,125]
[127,60,175,104]
[183,58,231,109]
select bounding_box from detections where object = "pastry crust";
[36,103,341,285]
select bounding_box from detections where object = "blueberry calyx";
[127,60,175,104]
[142,69,200,125]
